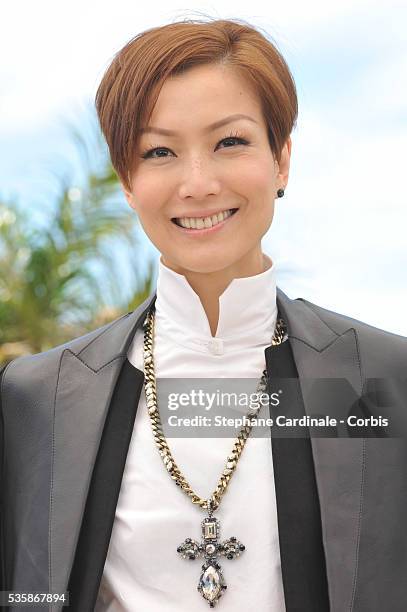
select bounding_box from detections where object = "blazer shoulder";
[0,311,131,391]
[298,297,407,376]
[0,292,156,396]
[299,296,407,340]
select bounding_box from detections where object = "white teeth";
[176,209,234,229]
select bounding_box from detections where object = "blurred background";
[1,0,406,364]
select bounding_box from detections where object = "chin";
[162,249,230,274]
[172,254,244,276]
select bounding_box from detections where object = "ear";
[121,184,137,211]
[277,136,292,188]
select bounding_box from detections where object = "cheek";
[130,178,166,220]
[232,157,276,196]
[233,161,276,234]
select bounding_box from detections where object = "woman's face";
[123,63,291,277]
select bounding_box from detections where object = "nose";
[177,158,221,200]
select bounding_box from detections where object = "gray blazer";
[1,287,407,611]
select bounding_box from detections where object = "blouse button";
[207,338,224,356]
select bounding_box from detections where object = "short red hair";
[95,17,298,192]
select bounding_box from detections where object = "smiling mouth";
[171,208,239,229]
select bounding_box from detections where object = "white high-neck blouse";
[95,253,286,611]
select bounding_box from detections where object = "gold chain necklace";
[142,304,287,607]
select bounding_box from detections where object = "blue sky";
[1,0,406,335]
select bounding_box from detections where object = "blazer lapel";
[275,288,365,612]
[49,294,156,606]
[265,337,330,610]
[67,359,145,610]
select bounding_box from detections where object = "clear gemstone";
[199,565,223,603]
[204,520,217,539]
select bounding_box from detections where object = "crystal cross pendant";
[177,514,245,607]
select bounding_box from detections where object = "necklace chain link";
[143,304,287,512]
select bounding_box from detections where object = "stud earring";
[277,188,285,198]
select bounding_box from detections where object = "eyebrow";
[138,113,258,136]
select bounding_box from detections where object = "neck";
[161,248,272,337]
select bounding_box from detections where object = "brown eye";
[141,147,173,159]
[217,136,248,148]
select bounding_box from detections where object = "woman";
[1,17,406,612]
